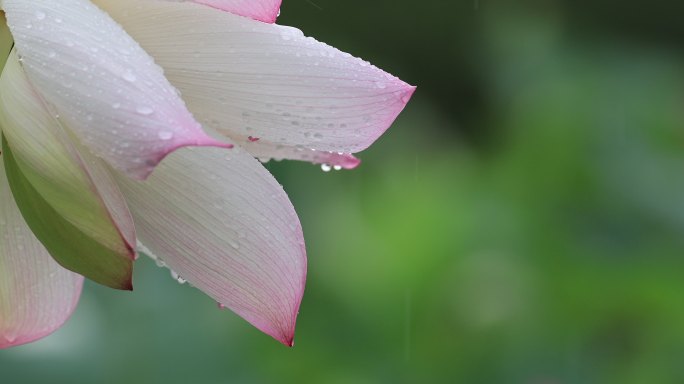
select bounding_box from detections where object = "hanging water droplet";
[321,163,332,172]
[170,270,186,284]
[333,165,343,171]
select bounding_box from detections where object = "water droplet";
[123,71,137,83]
[321,164,332,172]
[333,165,343,171]
[170,270,186,284]
[158,131,173,140]
[136,106,154,115]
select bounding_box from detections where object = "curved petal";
[0,51,135,260]
[95,0,415,168]
[2,0,230,179]
[190,0,281,23]
[0,50,134,289]
[0,159,84,349]
[114,145,306,346]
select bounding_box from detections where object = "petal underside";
[115,145,306,346]
[96,0,415,168]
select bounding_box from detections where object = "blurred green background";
[4,0,684,383]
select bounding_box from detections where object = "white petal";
[95,0,415,168]
[2,0,230,179]
[0,159,83,349]
[114,145,306,346]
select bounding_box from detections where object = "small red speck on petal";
[248,136,260,142]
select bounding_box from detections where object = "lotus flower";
[0,0,414,348]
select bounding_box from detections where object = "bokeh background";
[3,0,684,383]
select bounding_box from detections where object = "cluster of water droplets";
[137,242,188,285]
[8,4,210,176]
[320,163,343,172]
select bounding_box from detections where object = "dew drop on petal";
[321,164,332,172]
[136,106,154,115]
[158,131,173,140]
[122,71,137,83]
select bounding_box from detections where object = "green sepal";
[2,135,133,290]
[0,12,13,75]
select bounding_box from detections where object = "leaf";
[2,135,133,290]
